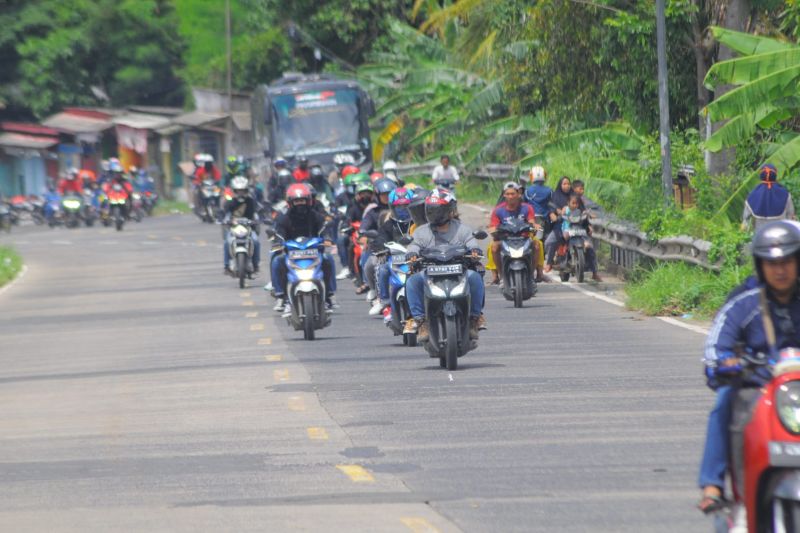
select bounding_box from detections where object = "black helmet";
[373,177,398,195]
[408,188,430,226]
[310,164,324,179]
[298,156,309,169]
[424,188,456,227]
[753,220,800,282]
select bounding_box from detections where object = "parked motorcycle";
[555,209,591,283]
[493,218,537,308]
[415,230,487,370]
[275,232,331,341]
[61,194,83,228]
[226,218,257,289]
[712,347,800,532]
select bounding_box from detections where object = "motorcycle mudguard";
[292,281,320,295]
[772,470,800,500]
[508,260,528,271]
[443,300,457,317]
[397,287,405,299]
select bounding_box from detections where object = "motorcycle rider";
[742,163,796,232]
[336,176,373,281]
[524,166,553,232]
[360,177,398,306]
[403,188,487,341]
[376,187,414,320]
[431,154,460,189]
[103,160,134,217]
[561,194,601,281]
[292,156,310,182]
[225,155,243,187]
[382,160,403,186]
[57,168,84,196]
[543,176,573,272]
[223,176,261,276]
[271,183,337,312]
[488,181,543,284]
[267,157,289,203]
[697,220,800,514]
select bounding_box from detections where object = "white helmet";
[383,160,398,172]
[231,176,249,191]
[530,166,546,183]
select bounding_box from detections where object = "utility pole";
[656,0,674,204]
[225,0,232,111]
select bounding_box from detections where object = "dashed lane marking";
[307,427,329,440]
[336,465,375,483]
[249,323,265,331]
[287,396,305,411]
[147,234,157,239]
[273,369,289,382]
[51,240,72,245]
[241,301,254,307]
[265,355,282,362]
[240,292,251,298]
[245,312,258,318]
[172,236,183,241]
[401,518,441,533]
[258,337,272,345]
[196,240,207,246]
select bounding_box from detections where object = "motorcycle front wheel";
[301,294,315,341]
[236,253,247,289]
[512,270,525,308]
[444,314,459,371]
[574,247,586,283]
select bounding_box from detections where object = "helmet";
[503,181,523,192]
[310,164,324,179]
[760,163,778,183]
[109,160,124,173]
[373,177,397,195]
[355,181,374,195]
[530,165,546,183]
[277,168,292,181]
[101,160,110,172]
[274,157,288,169]
[383,160,398,173]
[193,153,204,167]
[227,155,240,173]
[297,156,309,169]
[369,172,384,184]
[753,220,800,283]
[388,187,413,223]
[409,188,430,226]
[286,182,312,203]
[341,165,360,179]
[67,167,79,179]
[231,176,249,192]
[424,188,456,226]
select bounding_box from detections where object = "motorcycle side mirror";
[399,236,413,245]
[362,229,379,239]
[472,230,488,240]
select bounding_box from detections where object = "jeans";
[378,264,391,303]
[359,249,371,284]
[698,386,734,489]
[364,253,379,293]
[336,234,349,266]
[223,231,260,269]
[270,252,336,298]
[406,270,484,319]
[544,231,559,265]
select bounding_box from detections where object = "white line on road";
[0,264,28,297]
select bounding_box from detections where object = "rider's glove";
[406,253,419,263]
[713,351,742,376]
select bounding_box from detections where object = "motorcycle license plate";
[570,228,587,237]
[427,264,463,276]
[289,249,318,260]
[391,254,406,263]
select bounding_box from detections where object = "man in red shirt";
[57,168,84,196]
[292,156,310,181]
[487,181,543,283]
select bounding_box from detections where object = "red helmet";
[286,182,312,203]
[341,165,360,179]
[369,171,384,184]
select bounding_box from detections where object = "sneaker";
[368,300,384,316]
[327,294,340,309]
[272,298,286,312]
[336,266,351,280]
[252,266,260,274]
[224,267,233,276]
[366,289,376,301]
[264,281,273,291]
[281,301,293,318]
[403,317,420,335]
[476,314,487,330]
[592,272,603,282]
[543,264,553,273]
[417,320,429,342]
[469,318,480,340]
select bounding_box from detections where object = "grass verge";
[625,261,751,318]
[153,200,192,216]
[0,246,23,287]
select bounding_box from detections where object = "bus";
[252,73,375,172]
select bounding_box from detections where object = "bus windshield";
[271,89,362,156]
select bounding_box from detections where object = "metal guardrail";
[397,162,719,272]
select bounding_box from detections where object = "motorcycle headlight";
[509,247,524,259]
[776,380,800,434]
[426,278,447,298]
[297,268,315,281]
[63,199,81,209]
[450,277,468,296]
[232,225,248,238]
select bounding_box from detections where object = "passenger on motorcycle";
[383,160,403,186]
[271,183,337,312]
[408,188,430,234]
[543,176,573,272]
[742,163,797,233]
[488,181,543,284]
[375,187,414,318]
[697,220,800,514]
[403,189,487,341]
[193,156,221,186]
[57,168,84,196]
[336,178,373,282]
[267,157,289,203]
[223,176,261,276]
[360,178,398,304]
[225,155,244,187]
[293,156,310,182]
[524,166,553,230]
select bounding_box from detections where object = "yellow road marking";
[400,518,441,533]
[240,292,251,298]
[307,427,329,440]
[265,354,282,362]
[250,323,265,331]
[273,369,289,382]
[336,465,374,483]
[172,236,183,241]
[245,312,258,318]
[196,240,207,246]
[147,234,157,239]
[287,396,305,411]
[258,337,272,345]
[241,301,254,307]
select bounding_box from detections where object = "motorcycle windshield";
[420,245,468,263]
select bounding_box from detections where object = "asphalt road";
[0,213,711,532]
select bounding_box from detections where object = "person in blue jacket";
[742,163,796,232]
[524,165,553,226]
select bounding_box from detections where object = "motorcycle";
[142,190,158,216]
[130,192,145,222]
[383,241,416,346]
[28,195,46,225]
[712,347,800,532]
[107,184,128,231]
[275,231,331,341]
[0,202,11,232]
[493,218,537,308]
[61,194,84,228]
[415,230,487,370]
[226,218,257,289]
[199,179,221,223]
[555,209,591,283]
[82,190,99,227]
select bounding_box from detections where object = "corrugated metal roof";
[155,124,184,136]
[112,113,172,130]
[231,112,251,131]
[0,133,59,149]
[42,112,112,134]
[173,111,228,128]
[127,105,184,116]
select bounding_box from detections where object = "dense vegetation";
[0,246,22,288]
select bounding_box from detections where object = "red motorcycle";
[715,347,800,532]
[106,183,130,231]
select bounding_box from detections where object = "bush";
[0,246,22,287]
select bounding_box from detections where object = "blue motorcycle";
[383,241,416,346]
[283,236,331,340]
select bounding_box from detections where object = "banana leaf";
[710,26,795,56]
[704,48,800,91]
[703,103,776,152]
[703,65,800,122]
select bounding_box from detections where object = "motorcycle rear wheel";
[444,314,459,371]
[236,253,247,289]
[512,270,524,308]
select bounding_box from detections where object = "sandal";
[697,494,728,515]
[355,284,369,295]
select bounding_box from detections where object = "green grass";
[625,261,751,318]
[0,246,23,287]
[153,200,192,216]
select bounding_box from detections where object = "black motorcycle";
[225,217,257,289]
[417,230,487,371]
[493,218,537,308]
[555,209,591,282]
